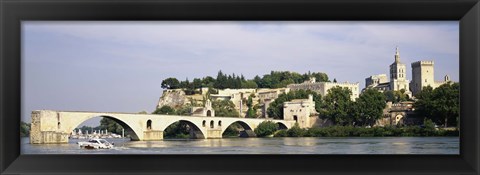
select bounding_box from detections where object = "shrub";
[255,121,278,137]
[287,123,307,137]
[273,125,459,138]
[274,130,288,137]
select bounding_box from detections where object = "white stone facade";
[283,95,318,128]
[287,78,360,101]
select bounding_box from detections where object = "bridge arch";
[68,114,142,141]
[221,120,255,137]
[277,122,289,130]
[161,119,206,139]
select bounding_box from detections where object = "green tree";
[246,95,257,118]
[212,99,240,117]
[311,72,329,82]
[286,123,306,137]
[431,83,459,127]
[202,76,216,87]
[413,86,435,118]
[153,105,176,115]
[241,80,258,88]
[423,119,436,136]
[193,78,202,89]
[163,121,190,138]
[414,83,459,128]
[352,89,386,126]
[384,90,408,103]
[254,121,278,137]
[175,105,193,115]
[214,70,227,89]
[320,86,353,126]
[99,118,123,134]
[161,77,180,89]
[20,121,31,137]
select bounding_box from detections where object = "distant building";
[363,47,411,97]
[410,61,451,96]
[287,77,360,101]
[210,88,257,118]
[257,88,290,118]
[283,94,318,128]
[364,47,452,98]
[365,74,389,92]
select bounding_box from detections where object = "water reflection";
[21,137,459,154]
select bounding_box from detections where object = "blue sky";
[21,21,459,126]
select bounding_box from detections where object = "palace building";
[364,47,451,97]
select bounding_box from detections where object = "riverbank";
[273,125,459,137]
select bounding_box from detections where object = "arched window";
[202,120,206,127]
[210,120,214,128]
[218,121,222,126]
[293,115,298,123]
[57,113,61,129]
[147,120,152,130]
[207,110,212,116]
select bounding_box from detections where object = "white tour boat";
[77,139,114,149]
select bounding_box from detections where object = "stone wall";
[287,80,359,101]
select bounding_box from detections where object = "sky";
[21,21,459,126]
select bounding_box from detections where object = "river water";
[21,137,459,154]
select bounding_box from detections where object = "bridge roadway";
[30,110,296,144]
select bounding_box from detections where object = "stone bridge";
[30,110,296,144]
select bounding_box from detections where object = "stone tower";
[389,47,409,91]
[410,60,435,96]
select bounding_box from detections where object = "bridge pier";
[30,131,69,144]
[30,110,70,144]
[206,129,222,139]
[143,130,163,141]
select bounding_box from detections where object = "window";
[146,120,152,130]
[210,120,214,128]
[218,121,222,126]
[202,120,206,127]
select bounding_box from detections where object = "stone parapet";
[411,60,434,67]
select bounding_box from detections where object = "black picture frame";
[1,0,479,174]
